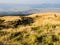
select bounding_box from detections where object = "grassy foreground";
[0,13,60,45]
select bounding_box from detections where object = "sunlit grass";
[0,13,60,45]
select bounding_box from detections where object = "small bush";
[52,35,59,42]
[0,31,8,36]
[0,19,22,29]
[36,36,43,43]
[0,19,4,24]
[21,17,34,25]
[52,25,56,29]
[9,32,21,40]
[0,41,4,45]
[11,19,22,28]
[48,43,53,45]
[31,26,40,31]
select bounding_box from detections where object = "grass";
[0,13,60,45]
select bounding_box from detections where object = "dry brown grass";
[0,12,60,45]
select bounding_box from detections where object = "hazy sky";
[0,0,60,4]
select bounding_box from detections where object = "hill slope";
[0,13,60,45]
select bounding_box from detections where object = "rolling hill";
[0,13,60,45]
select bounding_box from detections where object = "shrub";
[0,19,22,29]
[0,31,8,36]
[48,43,53,45]
[21,17,34,25]
[36,36,43,43]
[0,41,4,45]
[52,25,56,29]
[9,32,21,40]
[31,26,40,31]
[52,35,59,42]
[0,19,4,24]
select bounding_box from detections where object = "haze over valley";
[0,3,60,15]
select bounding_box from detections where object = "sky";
[0,0,60,12]
[0,0,60,14]
[0,0,60,4]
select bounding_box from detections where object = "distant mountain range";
[0,3,60,15]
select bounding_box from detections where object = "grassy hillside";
[0,13,60,45]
